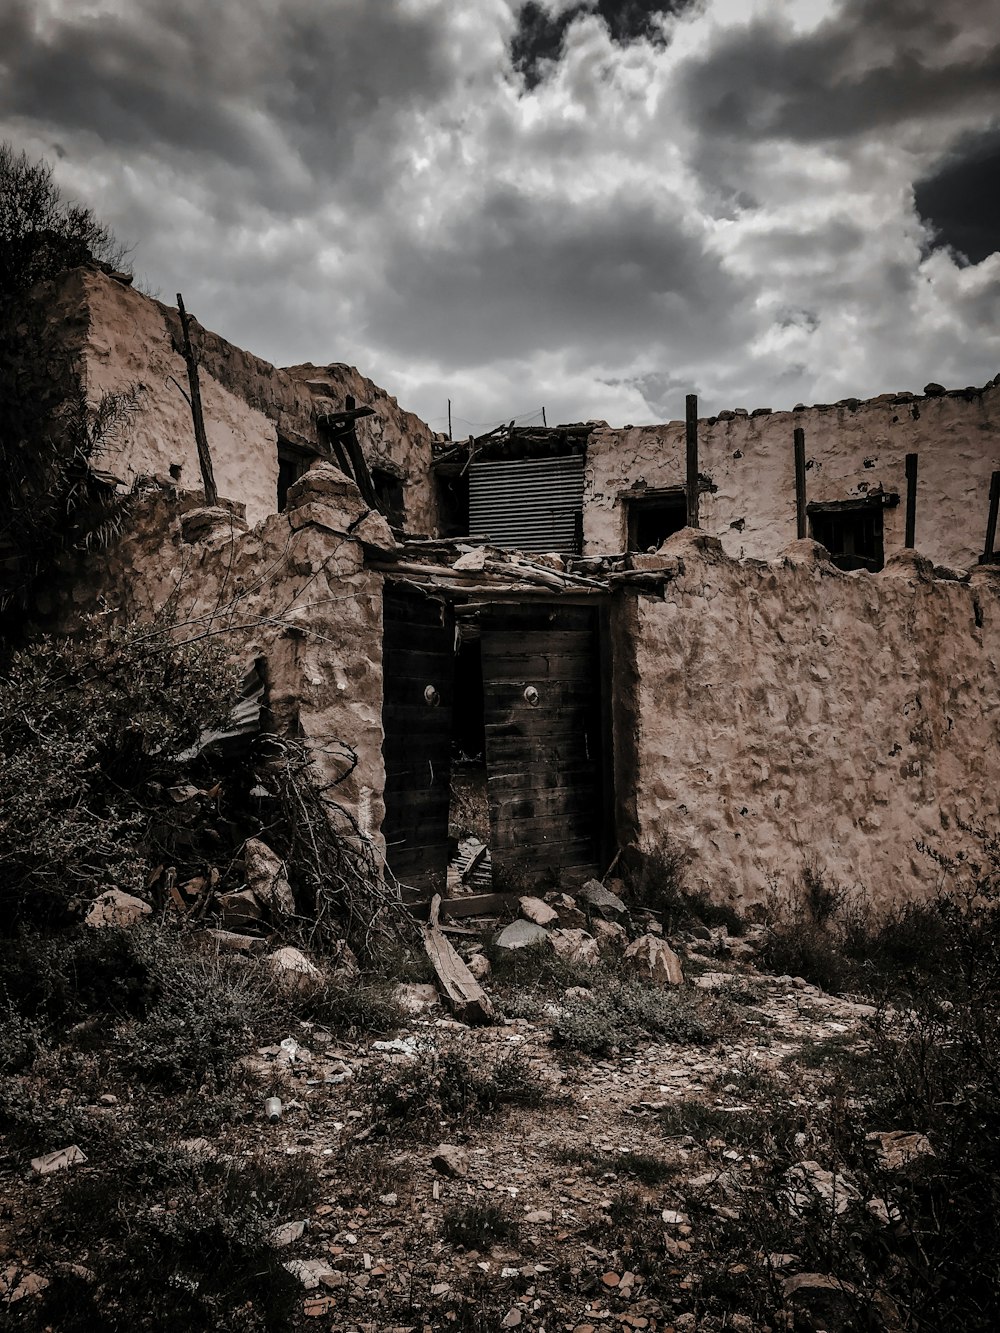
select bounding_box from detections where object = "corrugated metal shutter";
[468,454,584,553]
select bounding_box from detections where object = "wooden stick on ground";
[423,893,495,1024]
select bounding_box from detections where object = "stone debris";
[782,1272,861,1332]
[785,1160,860,1217]
[466,951,491,980]
[549,928,601,966]
[867,1129,935,1171]
[0,1267,49,1303]
[394,982,441,1016]
[243,837,297,915]
[494,919,550,950]
[31,1145,87,1175]
[284,1258,336,1289]
[624,933,684,986]
[430,1144,470,1178]
[578,879,628,919]
[269,1220,307,1247]
[519,895,559,927]
[268,946,321,989]
[84,889,151,928]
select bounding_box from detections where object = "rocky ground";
[0,883,955,1332]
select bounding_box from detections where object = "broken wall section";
[621,529,1000,908]
[48,464,389,852]
[50,266,441,533]
[586,379,1000,571]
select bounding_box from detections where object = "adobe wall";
[49,267,441,534]
[586,379,1000,570]
[45,465,389,852]
[619,529,1000,909]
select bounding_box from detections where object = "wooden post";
[447,398,452,441]
[176,293,218,507]
[984,470,1000,563]
[794,427,807,539]
[542,406,547,427]
[685,393,699,529]
[904,453,918,549]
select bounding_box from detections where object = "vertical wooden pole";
[984,470,1000,563]
[448,399,452,441]
[685,393,699,529]
[176,293,218,507]
[542,406,547,427]
[794,427,807,539]
[904,453,918,549]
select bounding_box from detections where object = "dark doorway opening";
[372,467,405,529]
[277,440,314,512]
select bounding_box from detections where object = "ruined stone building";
[32,264,1000,909]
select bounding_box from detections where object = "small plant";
[368,1046,546,1133]
[623,838,746,934]
[550,976,733,1055]
[442,1201,520,1250]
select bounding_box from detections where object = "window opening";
[625,489,688,552]
[809,502,885,572]
[372,467,405,529]
[277,440,314,512]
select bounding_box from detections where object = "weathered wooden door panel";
[480,606,607,884]
[381,585,454,898]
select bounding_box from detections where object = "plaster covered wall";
[49,466,388,848]
[619,529,1000,908]
[51,267,441,534]
[586,380,1000,570]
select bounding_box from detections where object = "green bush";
[551,977,730,1055]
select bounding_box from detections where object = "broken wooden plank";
[434,891,523,920]
[423,895,495,1024]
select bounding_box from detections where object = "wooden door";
[381,584,454,898]
[480,604,608,886]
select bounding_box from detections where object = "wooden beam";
[794,427,807,539]
[983,470,1000,564]
[685,394,699,529]
[422,894,495,1023]
[176,293,218,507]
[904,453,918,549]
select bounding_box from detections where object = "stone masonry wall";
[620,529,1000,909]
[586,378,1000,570]
[49,464,388,850]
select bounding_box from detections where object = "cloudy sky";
[2,0,998,432]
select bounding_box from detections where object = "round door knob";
[523,685,539,706]
[424,684,440,707]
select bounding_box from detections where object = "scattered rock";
[502,1310,522,1328]
[867,1130,935,1171]
[519,896,558,927]
[693,971,741,990]
[431,1144,469,1178]
[592,918,628,953]
[785,1161,859,1217]
[217,888,263,928]
[268,946,322,990]
[284,1259,336,1289]
[494,920,550,950]
[84,889,151,928]
[782,1272,860,1332]
[923,381,945,396]
[553,893,588,929]
[201,928,267,954]
[549,928,601,966]
[394,982,441,1016]
[624,934,684,986]
[31,1145,87,1175]
[578,880,628,920]
[564,986,595,1002]
[243,837,296,916]
[269,1220,307,1248]
[466,951,491,981]
[524,1209,552,1224]
[0,1268,49,1303]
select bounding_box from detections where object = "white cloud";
[1,0,997,430]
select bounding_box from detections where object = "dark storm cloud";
[916,127,1000,264]
[677,0,1000,143]
[361,183,753,369]
[0,0,454,213]
[510,0,697,89]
